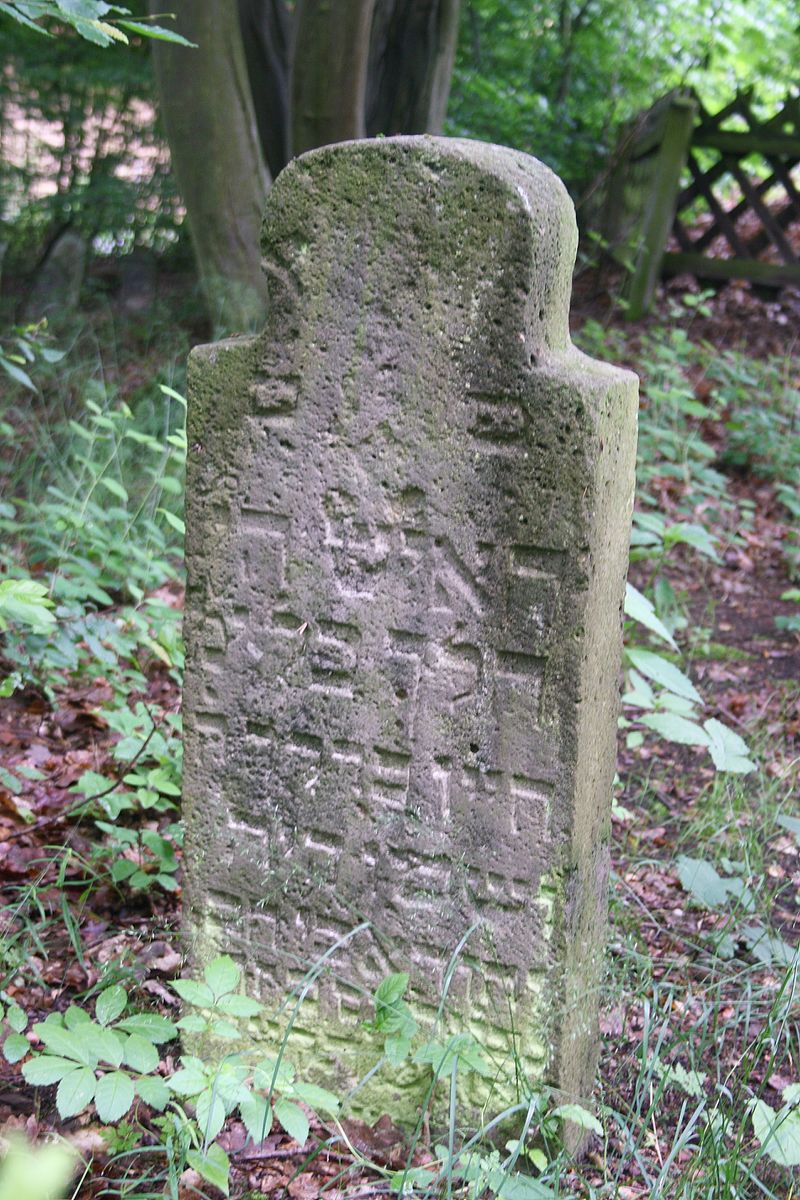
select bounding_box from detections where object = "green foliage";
[449,1,800,192]
[675,845,798,971]
[1,381,185,700]
[3,951,611,1198]
[0,323,66,393]
[751,1086,800,1167]
[0,5,184,262]
[11,983,176,1121]
[3,958,331,1196]
[0,579,55,633]
[776,589,800,633]
[1,376,186,895]
[577,315,799,776]
[0,1135,77,1200]
[367,971,419,1065]
[0,2,193,48]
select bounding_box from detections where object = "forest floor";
[0,269,798,1198]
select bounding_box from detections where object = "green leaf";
[116,18,196,45]
[495,1173,556,1199]
[627,648,701,702]
[214,993,262,1018]
[777,814,800,842]
[239,1090,272,1145]
[95,984,127,1026]
[274,1098,309,1146]
[56,1066,97,1119]
[135,1073,170,1111]
[94,1070,135,1122]
[33,1022,97,1067]
[641,712,710,746]
[210,1019,241,1040]
[0,355,35,391]
[653,1061,707,1098]
[703,719,755,774]
[111,859,138,882]
[741,925,799,969]
[176,1014,208,1034]
[657,693,698,716]
[64,1007,91,1030]
[3,1033,30,1064]
[253,1056,294,1092]
[122,1033,159,1074]
[172,979,215,1007]
[203,955,240,1000]
[0,579,56,630]
[195,1086,227,1141]
[622,667,654,709]
[385,1033,412,1067]
[375,972,409,1008]
[291,1082,340,1114]
[7,1005,27,1033]
[624,583,677,648]
[663,522,721,562]
[115,1014,177,1043]
[159,384,187,406]
[22,1055,77,1086]
[158,508,185,536]
[414,1033,490,1076]
[0,3,49,34]
[751,1098,800,1167]
[551,1104,603,1136]
[168,1063,208,1097]
[92,1027,125,1068]
[186,1144,230,1197]
[675,856,731,908]
[99,477,128,504]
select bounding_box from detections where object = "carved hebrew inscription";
[183,138,638,1114]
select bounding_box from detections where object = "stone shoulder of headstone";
[183,136,638,1133]
[24,230,87,324]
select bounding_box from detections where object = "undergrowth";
[0,300,797,1197]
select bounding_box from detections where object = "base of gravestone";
[181,136,637,1140]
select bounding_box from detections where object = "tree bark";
[366,0,461,136]
[149,0,269,332]
[238,0,291,181]
[290,0,376,157]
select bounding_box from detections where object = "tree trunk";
[290,0,376,156]
[238,0,291,181]
[149,0,269,332]
[366,0,461,136]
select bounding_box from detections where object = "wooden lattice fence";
[602,90,800,317]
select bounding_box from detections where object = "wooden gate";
[602,90,800,317]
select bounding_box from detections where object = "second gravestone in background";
[182,137,637,1116]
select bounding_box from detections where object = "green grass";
[0,293,797,1197]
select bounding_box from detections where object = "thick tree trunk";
[290,0,376,156]
[149,0,269,332]
[238,0,291,180]
[366,0,461,136]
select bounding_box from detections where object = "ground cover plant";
[0,262,797,1198]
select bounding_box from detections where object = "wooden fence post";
[625,95,696,319]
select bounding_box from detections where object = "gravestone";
[183,136,637,1117]
[25,230,86,324]
[119,249,158,317]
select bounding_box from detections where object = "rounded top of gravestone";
[261,136,578,355]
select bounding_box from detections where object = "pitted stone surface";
[183,137,638,1115]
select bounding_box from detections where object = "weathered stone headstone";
[119,249,158,317]
[25,230,86,323]
[183,137,637,1116]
